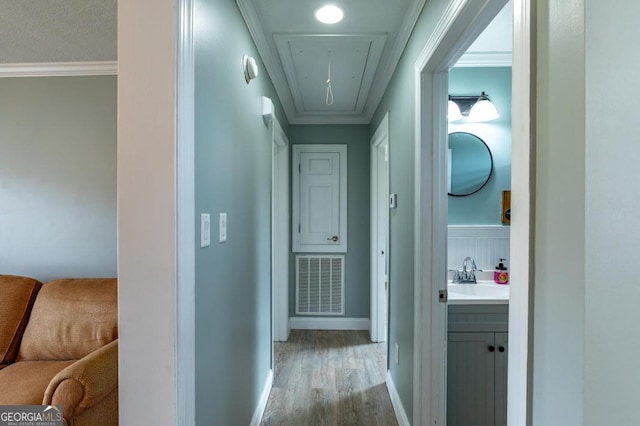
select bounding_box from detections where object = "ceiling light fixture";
[315,5,344,24]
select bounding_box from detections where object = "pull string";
[326,50,334,106]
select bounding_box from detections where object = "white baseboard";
[387,371,410,426]
[289,317,370,330]
[249,369,273,426]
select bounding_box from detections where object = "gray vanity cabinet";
[447,305,508,426]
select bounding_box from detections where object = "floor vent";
[296,255,344,315]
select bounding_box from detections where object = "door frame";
[370,113,390,343]
[266,103,291,343]
[176,0,196,422]
[412,0,532,424]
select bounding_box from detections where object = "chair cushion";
[17,278,117,361]
[0,360,74,404]
[0,275,42,363]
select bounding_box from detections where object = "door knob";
[488,346,495,352]
[327,235,339,242]
[498,346,505,352]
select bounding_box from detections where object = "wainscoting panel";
[448,226,511,271]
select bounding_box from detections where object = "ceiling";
[0,0,116,63]
[237,0,427,125]
[455,0,512,67]
[0,0,509,124]
[238,0,512,125]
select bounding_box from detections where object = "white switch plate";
[219,213,227,243]
[200,213,210,248]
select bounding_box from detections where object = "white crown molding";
[236,0,298,123]
[363,0,427,122]
[0,61,118,77]
[289,113,370,125]
[455,51,512,67]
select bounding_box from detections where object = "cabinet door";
[447,332,495,426]
[494,332,508,426]
[292,144,347,252]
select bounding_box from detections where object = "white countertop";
[447,281,510,305]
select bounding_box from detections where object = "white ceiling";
[0,0,509,124]
[237,0,426,125]
[0,0,116,63]
[239,0,512,124]
[456,0,513,67]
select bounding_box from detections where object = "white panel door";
[293,144,347,253]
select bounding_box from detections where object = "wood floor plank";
[261,330,399,426]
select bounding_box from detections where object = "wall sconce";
[243,54,259,84]
[448,92,499,122]
[448,96,463,121]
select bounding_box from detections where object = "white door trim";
[508,0,533,423]
[370,113,389,343]
[176,0,196,424]
[412,0,519,424]
[264,99,291,342]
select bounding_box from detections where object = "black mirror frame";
[447,131,494,197]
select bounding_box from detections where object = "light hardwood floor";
[261,330,399,426]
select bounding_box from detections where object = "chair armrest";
[43,339,118,419]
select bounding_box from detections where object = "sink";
[447,281,509,304]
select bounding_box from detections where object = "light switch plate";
[200,213,211,248]
[219,213,227,243]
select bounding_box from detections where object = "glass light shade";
[448,100,463,122]
[468,94,499,122]
[315,5,344,24]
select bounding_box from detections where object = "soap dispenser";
[494,258,509,285]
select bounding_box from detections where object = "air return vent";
[296,255,344,315]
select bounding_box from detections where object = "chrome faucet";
[450,257,482,284]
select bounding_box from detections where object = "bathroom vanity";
[447,282,509,426]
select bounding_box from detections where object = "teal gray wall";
[288,125,370,318]
[448,67,512,225]
[194,0,287,423]
[0,76,117,282]
[369,0,457,418]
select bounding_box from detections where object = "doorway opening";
[446,4,513,422]
[371,113,390,344]
[267,98,291,347]
[413,0,532,424]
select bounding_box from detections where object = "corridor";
[261,330,398,425]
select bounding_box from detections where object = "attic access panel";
[275,34,386,114]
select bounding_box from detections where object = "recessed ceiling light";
[315,5,344,24]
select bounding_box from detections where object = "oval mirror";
[448,132,493,196]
